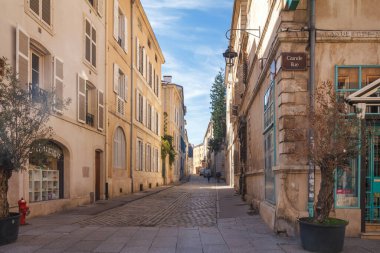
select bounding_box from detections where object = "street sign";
[281,52,307,71]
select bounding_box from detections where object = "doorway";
[366,133,380,223]
[95,150,101,201]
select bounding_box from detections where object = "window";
[113,127,126,169]
[29,0,51,26]
[114,0,127,51]
[148,62,153,87]
[86,0,103,17]
[264,61,276,204]
[137,18,142,32]
[136,91,143,123]
[85,19,96,68]
[147,103,152,130]
[77,75,103,129]
[155,148,159,172]
[156,112,159,134]
[146,144,152,172]
[335,158,359,208]
[136,139,144,171]
[114,64,127,115]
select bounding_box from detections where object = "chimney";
[163,75,172,83]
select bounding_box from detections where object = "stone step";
[361,232,380,240]
[365,223,380,232]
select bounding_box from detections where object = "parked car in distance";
[199,168,205,176]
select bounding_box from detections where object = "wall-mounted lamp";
[223,28,261,67]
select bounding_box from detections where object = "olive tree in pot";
[298,81,360,253]
[0,58,68,245]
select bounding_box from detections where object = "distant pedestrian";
[207,170,211,183]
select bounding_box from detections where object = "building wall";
[131,0,164,192]
[225,0,380,237]
[1,0,106,216]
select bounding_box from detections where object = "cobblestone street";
[0,176,379,253]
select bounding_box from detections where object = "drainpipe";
[130,0,135,193]
[307,0,316,218]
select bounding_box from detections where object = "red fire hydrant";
[18,198,30,225]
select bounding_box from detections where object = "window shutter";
[136,90,140,121]
[143,97,146,126]
[123,16,128,52]
[54,57,64,113]
[16,26,30,89]
[113,0,119,40]
[98,90,104,131]
[152,108,155,133]
[42,0,51,25]
[136,139,140,170]
[117,97,124,115]
[124,75,128,101]
[113,63,119,93]
[136,37,140,68]
[142,48,146,78]
[97,0,104,17]
[77,74,86,123]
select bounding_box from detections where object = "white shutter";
[16,26,30,88]
[124,75,128,101]
[113,63,119,93]
[143,97,146,126]
[113,0,119,40]
[142,48,146,78]
[147,57,150,84]
[53,57,64,113]
[117,97,124,115]
[77,74,86,123]
[98,90,104,130]
[41,0,51,25]
[152,108,155,133]
[97,0,104,17]
[136,37,140,68]
[123,16,128,52]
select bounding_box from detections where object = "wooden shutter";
[124,75,128,102]
[143,97,146,126]
[98,90,104,130]
[113,0,119,40]
[117,96,124,115]
[97,0,104,17]
[136,37,140,68]
[16,26,29,88]
[123,16,128,52]
[142,48,146,78]
[136,91,139,121]
[54,57,64,113]
[113,63,119,93]
[77,74,86,123]
[136,139,140,170]
[42,0,51,25]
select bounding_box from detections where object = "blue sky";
[140,0,233,145]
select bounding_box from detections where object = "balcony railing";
[29,83,48,104]
[86,113,94,127]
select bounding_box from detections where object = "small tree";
[0,58,68,219]
[308,81,360,222]
[161,112,176,170]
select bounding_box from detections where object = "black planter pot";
[0,212,20,246]
[298,217,348,253]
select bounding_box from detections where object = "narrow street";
[0,176,378,253]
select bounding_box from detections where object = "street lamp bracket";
[225,27,261,40]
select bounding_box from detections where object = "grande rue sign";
[281,52,307,71]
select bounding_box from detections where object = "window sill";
[83,60,97,75]
[25,10,54,36]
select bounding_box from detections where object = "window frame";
[84,18,97,69]
[113,127,126,169]
[26,0,53,29]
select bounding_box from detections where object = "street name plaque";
[281,52,307,71]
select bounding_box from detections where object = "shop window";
[113,127,126,169]
[335,158,359,208]
[29,141,63,202]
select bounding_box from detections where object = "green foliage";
[209,69,226,152]
[161,134,176,168]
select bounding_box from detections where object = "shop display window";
[335,158,359,208]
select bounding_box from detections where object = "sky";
[140,0,233,145]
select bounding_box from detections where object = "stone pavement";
[0,175,379,253]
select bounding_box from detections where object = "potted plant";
[0,58,67,245]
[298,81,360,252]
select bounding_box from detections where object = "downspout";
[130,0,135,193]
[307,0,316,218]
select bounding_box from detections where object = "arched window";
[113,127,126,169]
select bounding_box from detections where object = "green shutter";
[286,0,300,10]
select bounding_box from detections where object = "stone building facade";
[225,0,380,237]
[0,0,106,216]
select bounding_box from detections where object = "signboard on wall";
[281,52,307,71]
